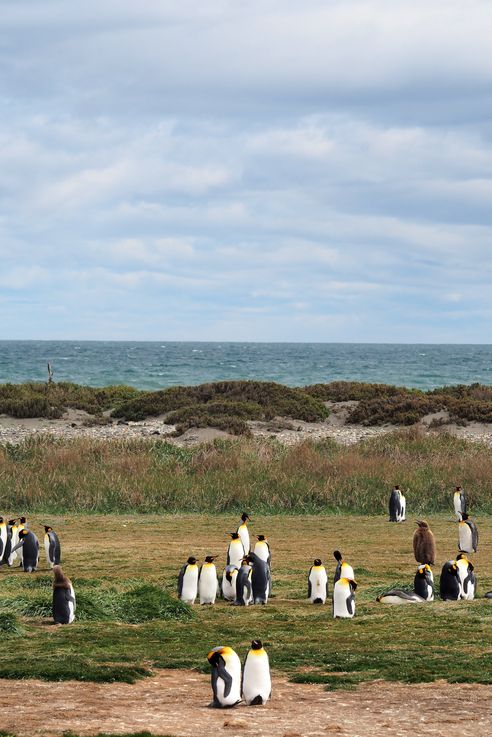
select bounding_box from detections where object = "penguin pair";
[377,565,434,604]
[207,640,271,708]
[52,565,76,624]
[177,556,219,605]
[388,486,406,522]
[440,554,476,600]
[234,553,271,606]
[332,550,357,618]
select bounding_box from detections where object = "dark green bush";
[304,381,411,402]
[348,394,441,426]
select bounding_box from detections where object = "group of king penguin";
[180,486,491,708]
[0,516,75,624]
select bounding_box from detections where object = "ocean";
[0,341,491,391]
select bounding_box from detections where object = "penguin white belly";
[8,529,19,565]
[333,580,355,618]
[425,584,434,601]
[398,495,406,521]
[68,584,76,623]
[216,654,241,706]
[199,565,218,604]
[309,568,328,604]
[459,525,473,553]
[242,653,271,705]
[454,495,463,520]
[181,568,199,603]
[242,581,253,605]
[238,526,250,554]
[44,536,52,568]
[228,540,245,568]
[254,542,269,563]
[221,570,237,601]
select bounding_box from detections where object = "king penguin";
[177,556,199,604]
[52,565,76,624]
[413,520,436,565]
[207,646,242,708]
[227,532,245,568]
[43,525,61,569]
[458,513,478,553]
[16,517,27,567]
[333,550,354,585]
[453,486,466,521]
[333,577,357,618]
[377,590,425,604]
[237,512,251,554]
[388,485,406,522]
[414,564,434,601]
[242,640,271,706]
[11,528,39,572]
[1,519,14,566]
[308,559,329,604]
[221,565,239,601]
[199,556,219,605]
[8,519,19,566]
[455,553,476,600]
[249,551,271,605]
[439,560,461,600]
[234,557,253,606]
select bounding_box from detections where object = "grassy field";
[1,431,492,514]
[0,513,490,687]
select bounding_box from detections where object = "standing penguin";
[221,565,239,602]
[16,517,27,567]
[43,526,61,569]
[52,565,76,624]
[456,553,476,600]
[413,520,436,565]
[199,556,219,605]
[389,485,406,522]
[177,556,199,604]
[234,557,253,606]
[333,550,354,585]
[308,559,329,604]
[458,513,479,554]
[453,486,466,521]
[11,529,39,572]
[207,646,242,708]
[414,564,434,601]
[242,640,271,706]
[439,560,461,600]
[227,532,245,568]
[8,519,19,566]
[0,518,7,562]
[249,551,270,605]
[1,520,15,566]
[333,577,357,618]
[237,513,251,554]
[253,535,271,566]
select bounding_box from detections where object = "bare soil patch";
[0,671,490,737]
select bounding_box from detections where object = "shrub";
[304,381,411,402]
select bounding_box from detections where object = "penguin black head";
[251,639,262,650]
[207,649,222,667]
[349,579,358,590]
[333,550,342,562]
[228,532,240,540]
[256,535,266,541]
[456,486,462,491]
[18,529,29,539]
[314,558,322,566]
[0,518,4,524]
[461,513,469,521]
[417,564,431,577]
[394,484,400,490]
[241,512,251,522]
[8,519,17,526]
[187,556,197,565]
[204,555,217,563]
[43,525,53,533]
[19,517,27,524]
[241,556,251,565]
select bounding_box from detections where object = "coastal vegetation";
[1,430,491,514]
[0,514,490,685]
[2,380,492,434]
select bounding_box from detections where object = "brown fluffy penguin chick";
[413,520,436,565]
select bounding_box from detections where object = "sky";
[1,0,492,342]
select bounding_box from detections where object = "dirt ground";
[0,670,490,737]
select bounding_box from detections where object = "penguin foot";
[248,695,265,706]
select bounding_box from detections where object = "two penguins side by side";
[307,552,357,617]
[207,640,271,708]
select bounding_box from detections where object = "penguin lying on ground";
[221,565,239,602]
[207,646,242,708]
[237,512,251,554]
[227,532,245,569]
[308,559,329,604]
[177,556,199,604]
[333,577,357,618]
[454,486,466,521]
[456,553,476,600]
[377,590,425,604]
[439,560,461,600]
[413,520,436,565]
[199,556,219,605]
[43,525,61,569]
[11,528,39,572]
[242,640,271,706]
[485,592,492,599]
[389,485,406,522]
[333,550,354,585]
[234,557,253,606]
[458,513,478,553]
[52,565,76,624]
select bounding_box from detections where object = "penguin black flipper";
[326,580,330,599]
[307,571,312,600]
[216,657,233,698]
[177,565,186,597]
[346,592,355,616]
[249,695,264,706]
[467,520,479,551]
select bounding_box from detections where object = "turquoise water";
[0,341,491,391]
